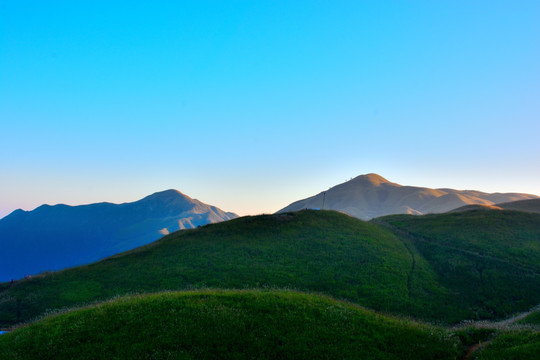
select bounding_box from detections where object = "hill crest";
[351,173,394,186]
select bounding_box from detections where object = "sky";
[1,1,539,218]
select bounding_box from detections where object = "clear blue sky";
[1,1,539,218]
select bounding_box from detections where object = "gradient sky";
[1,1,539,218]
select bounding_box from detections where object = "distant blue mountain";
[0,190,237,282]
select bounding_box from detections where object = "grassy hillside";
[518,310,540,325]
[375,210,540,321]
[1,209,539,327]
[1,211,419,326]
[475,330,540,360]
[0,290,462,360]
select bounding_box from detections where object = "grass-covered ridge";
[378,210,540,271]
[475,330,540,360]
[375,210,540,322]
[0,290,462,360]
[0,210,416,326]
[1,209,539,327]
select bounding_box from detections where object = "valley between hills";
[1,174,539,359]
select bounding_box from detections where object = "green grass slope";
[375,210,540,322]
[1,211,419,327]
[475,330,540,360]
[0,290,462,360]
[518,309,540,325]
[2,209,539,328]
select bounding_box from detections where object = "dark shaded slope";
[498,198,540,214]
[375,210,540,321]
[0,190,237,281]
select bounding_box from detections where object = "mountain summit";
[278,173,538,220]
[350,173,394,186]
[128,189,234,222]
[0,190,237,281]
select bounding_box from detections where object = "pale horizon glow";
[1,1,539,219]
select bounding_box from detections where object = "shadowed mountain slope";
[498,198,540,214]
[277,173,537,220]
[0,190,237,281]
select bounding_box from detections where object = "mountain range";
[2,174,538,281]
[0,190,237,281]
[2,181,540,358]
[278,173,538,220]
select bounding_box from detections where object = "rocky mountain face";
[278,173,538,220]
[0,190,237,281]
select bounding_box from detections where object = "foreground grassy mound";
[0,290,462,360]
[375,210,540,321]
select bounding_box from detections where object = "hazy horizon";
[2,1,539,219]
